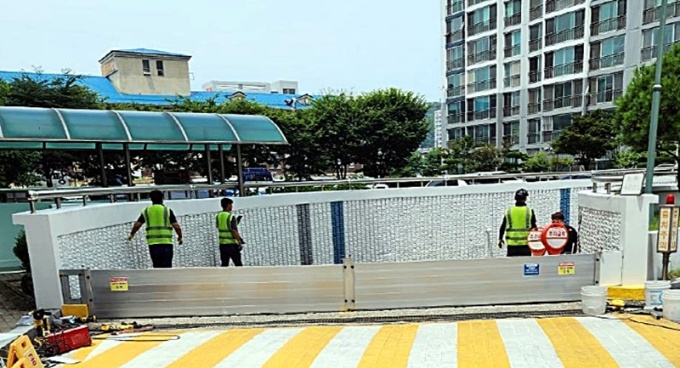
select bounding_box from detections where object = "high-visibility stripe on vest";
[216,211,238,245]
[142,205,173,245]
[505,206,531,247]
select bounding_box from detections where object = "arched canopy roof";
[0,106,287,151]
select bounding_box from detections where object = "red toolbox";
[46,325,92,354]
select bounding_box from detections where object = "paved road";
[62,316,680,368]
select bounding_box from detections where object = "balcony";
[545,26,585,46]
[546,0,585,14]
[590,16,626,36]
[466,79,497,93]
[504,75,520,87]
[503,106,520,117]
[544,61,583,78]
[529,38,542,52]
[504,45,521,58]
[643,2,680,24]
[448,113,465,124]
[530,5,543,21]
[529,70,542,83]
[468,19,497,37]
[446,30,465,45]
[543,95,582,111]
[467,109,497,121]
[447,59,465,71]
[447,85,466,97]
[505,13,521,27]
[589,52,624,70]
[474,136,495,145]
[641,42,677,61]
[542,131,563,142]
[528,102,541,114]
[589,89,623,105]
[467,49,497,65]
[503,134,520,145]
[467,0,491,6]
[447,1,464,15]
[527,132,540,144]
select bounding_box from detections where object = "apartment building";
[442,0,679,153]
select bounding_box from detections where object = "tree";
[0,151,41,187]
[391,151,426,177]
[611,148,646,169]
[468,144,503,172]
[444,136,476,174]
[551,109,617,170]
[616,43,680,187]
[524,152,552,172]
[500,142,527,173]
[0,80,8,105]
[354,89,430,178]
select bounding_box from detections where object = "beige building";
[98,48,192,96]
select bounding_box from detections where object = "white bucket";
[662,290,680,322]
[581,286,607,315]
[645,280,671,309]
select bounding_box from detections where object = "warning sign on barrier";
[110,277,128,291]
[558,262,575,275]
[523,263,540,277]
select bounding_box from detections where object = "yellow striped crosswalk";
[62,316,680,368]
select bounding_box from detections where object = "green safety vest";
[505,206,532,247]
[216,211,238,245]
[142,205,173,245]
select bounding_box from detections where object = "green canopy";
[0,106,288,151]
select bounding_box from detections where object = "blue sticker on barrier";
[524,263,540,276]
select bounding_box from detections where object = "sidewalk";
[0,272,33,332]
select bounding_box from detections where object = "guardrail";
[3,168,677,213]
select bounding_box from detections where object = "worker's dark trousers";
[148,244,173,268]
[507,245,531,257]
[220,244,243,267]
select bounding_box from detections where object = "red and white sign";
[541,223,569,255]
[527,227,545,256]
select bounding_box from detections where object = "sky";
[0,0,442,100]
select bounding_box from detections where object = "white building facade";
[442,0,677,153]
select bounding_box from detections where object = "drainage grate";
[150,309,585,330]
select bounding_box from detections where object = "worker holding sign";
[551,212,578,254]
[498,189,537,257]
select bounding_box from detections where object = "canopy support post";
[205,145,214,198]
[124,143,133,187]
[218,145,226,184]
[236,145,245,197]
[97,142,108,188]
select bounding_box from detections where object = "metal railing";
[528,102,541,114]
[467,49,497,65]
[503,75,520,88]
[503,106,520,117]
[504,13,521,27]
[447,59,465,71]
[447,86,465,97]
[544,94,583,111]
[466,78,497,93]
[643,2,680,24]
[447,1,464,15]
[641,42,678,61]
[589,52,624,70]
[448,113,465,124]
[529,70,542,83]
[467,19,497,36]
[546,0,585,14]
[530,4,543,21]
[467,108,496,121]
[590,16,626,36]
[545,61,584,78]
[504,45,521,58]
[14,168,678,213]
[545,26,584,46]
[588,89,623,105]
[529,38,542,52]
[446,31,465,45]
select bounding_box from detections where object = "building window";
[447,45,465,71]
[503,61,520,87]
[529,24,542,52]
[545,45,584,78]
[641,22,680,60]
[504,30,521,57]
[448,101,465,124]
[595,35,625,69]
[589,72,624,105]
[467,35,497,65]
[142,59,151,75]
[467,95,497,121]
[503,120,520,145]
[467,4,497,36]
[528,118,541,144]
[591,0,626,36]
[528,88,542,114]
[447,73,464,97]
[467,65,496,93]
[503,91,520,117]
[469,123,497,145]
[505,0,522,27]
[546,10,585,46]
[446,16,465,45]
[156,60,165,77]
[283,88,296,94]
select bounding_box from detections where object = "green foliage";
[0,80,9,105]
[354,89,430,178]
[616,43,680,187]
[500,142,528,173]
[444,136,476,174]
[551,110,617,169]
[611,148,646,169]
[12,229,30,272]
[0,151,41,187]
[524,152,552,172]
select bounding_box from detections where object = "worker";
[216,197,244,267]
[552,211,579,254]
[498,188,537,257]
[127,190,183,268]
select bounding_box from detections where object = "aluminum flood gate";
[60,254,597,319]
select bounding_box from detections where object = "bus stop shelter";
[0,106,288,195]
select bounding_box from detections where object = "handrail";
[4,167,677,213]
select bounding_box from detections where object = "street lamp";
[645,0,670,194]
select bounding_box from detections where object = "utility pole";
[644,0,670,194]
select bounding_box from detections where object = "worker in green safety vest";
[498,188,537,257]
[216,197,244,267]
[127,190,183,268]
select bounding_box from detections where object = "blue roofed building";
[0,48,314,109]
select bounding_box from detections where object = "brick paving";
[0,272,34,332]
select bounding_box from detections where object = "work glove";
[498,240,504,249]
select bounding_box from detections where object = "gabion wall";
[58,186,593,269]
[577,207,622,253]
